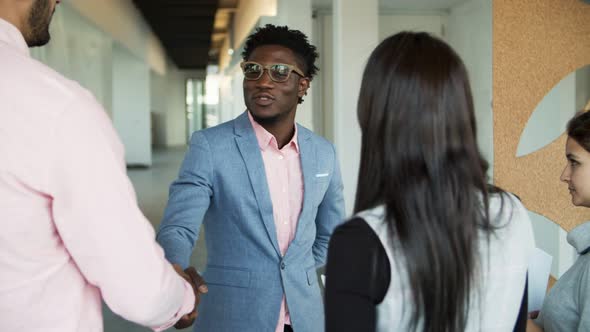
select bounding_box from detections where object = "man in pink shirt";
[0,0,206,330]
[157,24,345,332]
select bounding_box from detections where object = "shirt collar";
[247,110,299,152]
[567,221,590,254]
[0,18,30,57]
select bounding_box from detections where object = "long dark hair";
[567,111,590,152]
[355,32,497,331]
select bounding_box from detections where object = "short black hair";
[241,24,319,81]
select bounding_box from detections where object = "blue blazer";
[157,111,345,332]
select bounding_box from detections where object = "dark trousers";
[284,325,294,332]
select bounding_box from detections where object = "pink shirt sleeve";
[45,92,195,330]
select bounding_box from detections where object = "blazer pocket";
[205,265,251,288]
[313,177,330,204]
[306,266,318,286]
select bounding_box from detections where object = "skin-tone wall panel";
[493,0,590,231]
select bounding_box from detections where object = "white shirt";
[358,193,535,331]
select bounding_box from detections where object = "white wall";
[218,70,239,124]
[67,0,195,148]
[67,0,168,75]
[379,12,447,40]
[32,1,197,150]
[31,4,114,116]
[447,0,493,176]
[529,212,577,278]
[166,68,190,146]
[576,65,590,111]
[332,0,379,215]
[312,13,332,140]
[150,69,168,147]
[313,11,447,143]
[229,66,246,121]
[517,72,577,158]
[232,0,277,51]
[112,43,151,166]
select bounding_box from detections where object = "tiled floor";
[103,147,207,332]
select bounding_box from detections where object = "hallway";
[103,147,206,332]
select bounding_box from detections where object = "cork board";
[493,0,590,231]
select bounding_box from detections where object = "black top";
[324,217,528,332]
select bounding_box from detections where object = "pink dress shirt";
[247,112,303,332]
[0,18,194,331]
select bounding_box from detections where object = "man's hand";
[173,264,208,329]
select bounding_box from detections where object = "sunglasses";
[240,61,306,83]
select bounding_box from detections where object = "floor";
[103,147,207,332]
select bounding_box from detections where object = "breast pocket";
[313,174,331,205]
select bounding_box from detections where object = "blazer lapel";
[234,112,281,257]
[293,124,315,241]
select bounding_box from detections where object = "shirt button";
[282,187,287,193]
[280,262,286,270]
[278,155,284,160]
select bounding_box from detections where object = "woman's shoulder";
[330,212,390,266]
[328,214,392,304]
[333,216,380,242]
[485,191,536,255]
[488,192,530,229]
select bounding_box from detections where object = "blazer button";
[280,262,286,270]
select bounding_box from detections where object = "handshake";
[172,264,208,329]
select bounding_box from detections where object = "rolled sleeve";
[153,280,195,332]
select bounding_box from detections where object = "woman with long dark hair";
[531,110,590,331]
[324,32,535,332]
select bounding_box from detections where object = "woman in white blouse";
[325,31,536,332]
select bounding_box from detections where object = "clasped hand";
[173,264,208,329]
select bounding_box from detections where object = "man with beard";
[157,24,345,332]
[0,1,205,331]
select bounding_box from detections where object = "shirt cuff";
[152,279,196,332]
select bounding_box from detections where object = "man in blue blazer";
[157,24,345,332]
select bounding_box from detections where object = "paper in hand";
[528,247,553,312]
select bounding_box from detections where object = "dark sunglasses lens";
[269,64,291,82]
[243,63,262,79]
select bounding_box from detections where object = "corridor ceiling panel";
[133,0,218,69]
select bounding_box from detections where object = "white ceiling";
[312,0,469,11]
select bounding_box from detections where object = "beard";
[249,110,283,126]
[26,0,53,47]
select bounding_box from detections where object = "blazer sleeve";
[156,131,214,269]
[312,144,345,266]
